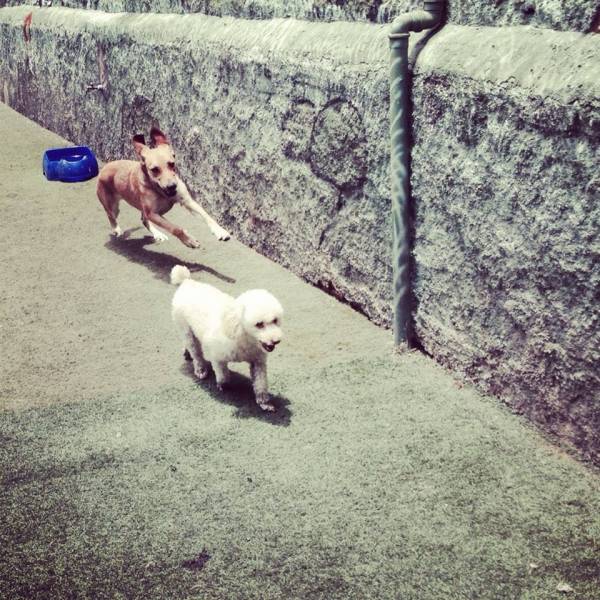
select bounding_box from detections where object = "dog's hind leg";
[184,329,210,380]
[97,180,122,237]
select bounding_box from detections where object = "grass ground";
[1,103,599,599]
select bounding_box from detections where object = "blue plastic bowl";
[43,146,99,182]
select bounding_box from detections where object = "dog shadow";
[105,230,235,284]
[180,360,292,427]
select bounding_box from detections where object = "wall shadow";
[179,359,292,427]
[105,230,235,285]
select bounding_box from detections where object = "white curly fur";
[170,265,284,412]
[170,264,192,286]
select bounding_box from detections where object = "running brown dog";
[96,127,230,248]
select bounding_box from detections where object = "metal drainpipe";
[389,0,445,347]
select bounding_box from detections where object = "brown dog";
[96,127,230,248]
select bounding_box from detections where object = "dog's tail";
[170,265,192,285]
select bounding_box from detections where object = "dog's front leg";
[142,206,201,249]
[176,181,231,241]
[250,360,274,412]
[213,362,231,390]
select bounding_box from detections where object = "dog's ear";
[223,301,244,340]
[132,134,147,159]
[150,127,169,147]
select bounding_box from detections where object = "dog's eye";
[168,161,176,170]
[150,166,161,176]
[256,322,264,329]
[272,318,279,325]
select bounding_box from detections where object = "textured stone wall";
[4,0,600,31]
[0,5,598,464]
[411,26,600,464]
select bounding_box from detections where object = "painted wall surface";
[0,5,598,463]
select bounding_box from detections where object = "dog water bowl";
[43,146,99,182]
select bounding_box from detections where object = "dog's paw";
[183,234,202,249]
[111,226,123,238]
[194,367,209,380]
[212,226,230,241]
[256,393,275,412]
[153,231,169,243]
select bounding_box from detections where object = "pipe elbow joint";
[390,11,441,36]
[389,1,445,37]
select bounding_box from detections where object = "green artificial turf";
[2,354,599,600]
[0,102,598,600]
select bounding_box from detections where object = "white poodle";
[170,265,284,412]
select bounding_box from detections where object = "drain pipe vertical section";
[389,0,444,347]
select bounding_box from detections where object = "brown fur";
[96,127,230,247]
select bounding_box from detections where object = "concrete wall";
[411,26,600,465]
[0,4,598,464]
[4,0,600,31]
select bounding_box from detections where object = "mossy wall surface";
[0,5,598,463]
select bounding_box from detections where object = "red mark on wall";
[23,12,32,43]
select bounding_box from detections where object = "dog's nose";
[164,183,177,196]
